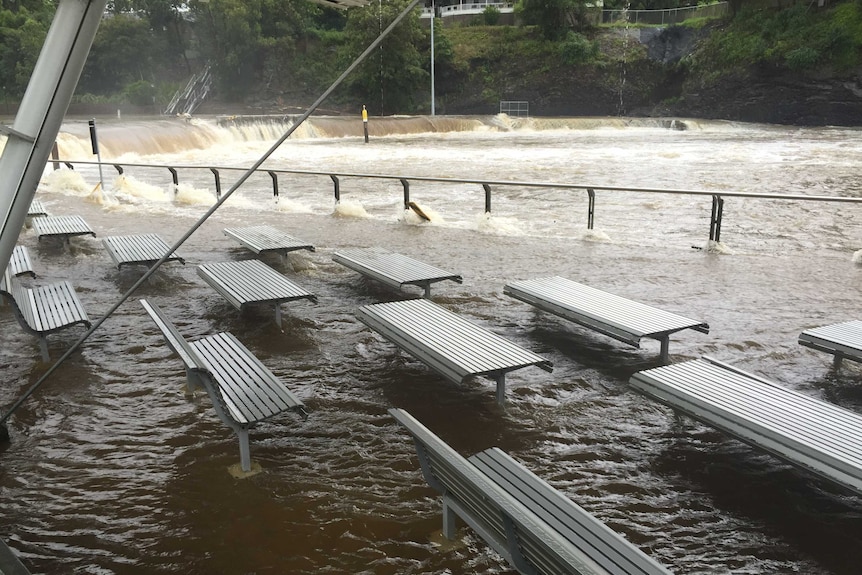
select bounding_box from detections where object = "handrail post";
[113,164,123,175]
[587,188,595,229]
[401,178,410,210]
[710,194,724,242]
[63,161,74,170]
[483,183,491,213]
[331,174,340,204]
[168,167,178,193]
[210,167,221,199]
[268,171,279,202]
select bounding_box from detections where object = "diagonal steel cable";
[0,0,422,436]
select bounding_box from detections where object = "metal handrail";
[55,158,862,242]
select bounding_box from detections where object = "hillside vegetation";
[3,0,860,125]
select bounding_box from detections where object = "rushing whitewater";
[1,115,861,574]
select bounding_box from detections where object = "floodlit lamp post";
[430,0,435,116]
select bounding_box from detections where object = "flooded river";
[1,115,861,574]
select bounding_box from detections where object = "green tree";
[192,0,262,100]
[338,0,427,114]
[78,14,163,94]
[516,0,591,40]
[0,5,53,97]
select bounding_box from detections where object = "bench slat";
[358,298,552,385]
[103,233,185,269]
[333,247,462,296]
[223,225,315,255]
[630,357,862,495]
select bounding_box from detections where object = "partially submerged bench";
[799,320,862,370]
[31,215,96,244]
[197,259,317,328]
[102,233,186,269]
[223,225,314,265]
[140,299,308,472]
[630,356,862,496]
[504,276,709,362]
[0,269,91,361]
[390,408,671,575]
[26,199,48,225]
[333,247,462,298]
[357,299,552,404]
[9,245,35,278]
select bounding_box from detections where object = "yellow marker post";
[362,105,368,143]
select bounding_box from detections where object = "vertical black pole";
[269,171,279,202]
[587,188,595,230]
[331,175,340,204]
[210,167,221,199]
[401,179,410,210]
[483,184,492,213]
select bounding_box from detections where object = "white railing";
[421,1,515,18]
[602,2,728,25]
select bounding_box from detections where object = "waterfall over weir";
[46,114,704,159]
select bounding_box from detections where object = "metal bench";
[799,320,862,370]
[333,247,463,298]
[223,225,314,264]
[630,356,862,496]
[31,214,96,244]
[9,245,35,278]
[102,233,186,269]
[197,259,317,328]
[140,299,308,472]
[0,269,91,361]
[504,276,709,362]
[26,199,48,225]
[357,298,552,404]
[390,408,671,575]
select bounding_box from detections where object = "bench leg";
[422,283,431,299]
[442,497,458,539]
[659,337,670,363]
[495,374,506,405]
[833,353,844,370]
[274,304,282,329]
[237,428,252,472]
[39,337,50,362]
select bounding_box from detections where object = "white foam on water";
[475,212,524,236]
[334,200,369,219]
[275,198,314,214]
[39,169,95,197]
[112,174,172,204]
[174,183,216,206]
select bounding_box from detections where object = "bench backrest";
[390,408,607,575]
[1,270,38,331]
[139,299,209,373]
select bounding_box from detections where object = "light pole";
[430,0,436,116]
